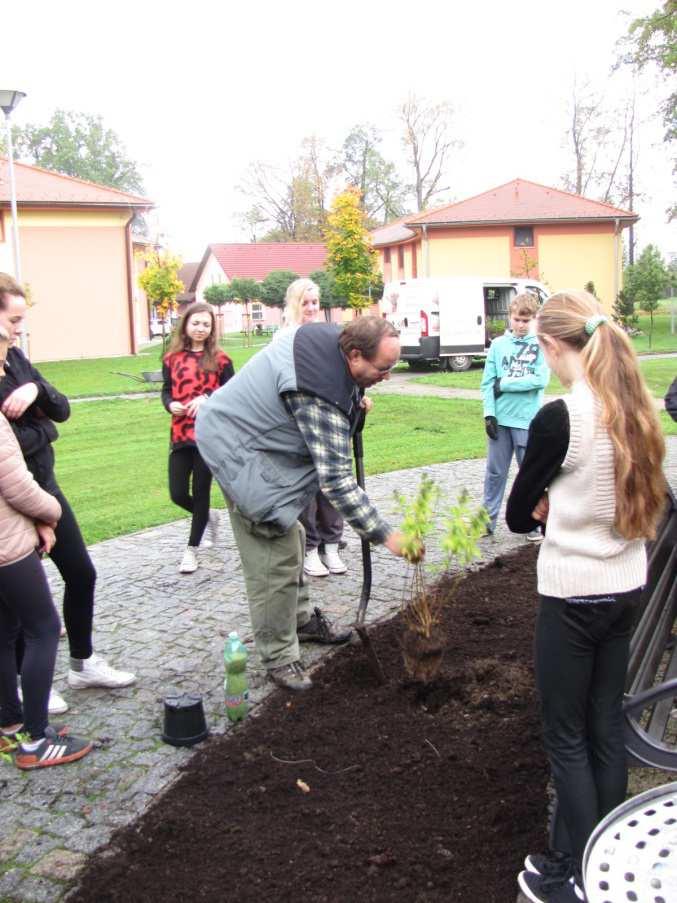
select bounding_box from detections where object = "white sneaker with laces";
[68,653,136,690]
[201,510,219,549]
[179,547,198,573]
[304,547,329,577]
[18,685,69,715]
[320,543,347,575]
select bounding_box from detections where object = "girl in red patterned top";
[162,302,234,573]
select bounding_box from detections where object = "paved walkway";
[1,441,676,902]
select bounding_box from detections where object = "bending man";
[197,317,412,691]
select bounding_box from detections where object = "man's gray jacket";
[195,324,360,532]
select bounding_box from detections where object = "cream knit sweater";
[537,380,646,598]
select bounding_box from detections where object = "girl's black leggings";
[535,588,640,865]
[16,488,97,668]
[168,446,213,547]
[0,551,60,739]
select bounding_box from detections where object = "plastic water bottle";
[224,631,249,723]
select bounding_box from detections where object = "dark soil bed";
[72,545,548,902]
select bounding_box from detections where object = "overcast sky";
[4,0,675,263]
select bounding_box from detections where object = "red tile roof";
[177,262,200,301]
[0,157,152,207]
[204,243,327,282]
[407,179,637,227]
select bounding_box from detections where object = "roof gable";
[0,157,152,207]
[407,179,637,227]
[196,243,327,285]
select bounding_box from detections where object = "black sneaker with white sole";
[518,867,585,903]
[298,607,352,645]
[525,850,572,877]
[15,726,92,770]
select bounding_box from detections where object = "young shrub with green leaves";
[396,475,488,682]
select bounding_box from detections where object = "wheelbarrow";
[352,411,386,685]
[111,370,163,384]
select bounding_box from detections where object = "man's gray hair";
[339,316,398,360]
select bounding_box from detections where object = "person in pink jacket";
[0,328,92,769]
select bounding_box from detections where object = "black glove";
[493,377,503,399]
[485,416,498,440]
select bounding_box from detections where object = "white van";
[380,276,550,371]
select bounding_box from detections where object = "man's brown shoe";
[267,661,313,692]
[298,607,352,645]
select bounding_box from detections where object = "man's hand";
[493,377,503,398]
[532,494,549,523]
[484,416,498,440]
[35,523,57,554]
[169,401,186,416]
[1,383,38,420]
[360,396,374,413]
[384,530,425,563]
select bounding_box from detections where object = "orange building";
[0,158,153,361]
[372,179,638,313]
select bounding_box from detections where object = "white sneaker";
[526,529,543,543]
[320,543,347,575]
[179,547,198,573]
[304,547,329,577]
[68,653,136,690]
[201,510,219,549]
[18,685,69,715]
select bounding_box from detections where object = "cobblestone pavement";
[1,441,675,902]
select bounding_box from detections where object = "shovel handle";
[352,410,372,627]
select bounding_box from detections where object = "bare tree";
[399,95,460,210]
[235,139,334,242]
[562,79,613,196]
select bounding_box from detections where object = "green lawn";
[53,395,487,544]
[51,393,675,545]
[412,357,675,399]
[36,338,270,398]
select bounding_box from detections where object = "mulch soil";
[71,545,548,903]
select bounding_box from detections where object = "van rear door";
[381,281,438,361]
[438,279,485,359]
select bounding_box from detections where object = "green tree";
[222,278,263,346]
[325,188,380,312]
[260,270,299,307]
[2,109,144,193]
[137,250,183,349]
[203,283,232,339]
[308,269,345,317]
[620,2,676,219]
[612,289,638,330]
[624,243,670,346]
[339,124,408,226]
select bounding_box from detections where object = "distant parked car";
[150,315,177,338]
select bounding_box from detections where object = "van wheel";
[447,355,472,372]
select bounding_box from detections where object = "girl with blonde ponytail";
[507,290,666,903]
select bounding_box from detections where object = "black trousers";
[0,552,60,738]
[16,488,97,668]
[535,588,640,865]
[168,446,213,547]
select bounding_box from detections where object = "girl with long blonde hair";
[506,290,666,903]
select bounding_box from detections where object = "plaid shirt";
[284,392,391,543]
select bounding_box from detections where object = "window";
[411,246,417,277]
[514,227,534,247]
[397,246,405,276]
[251,302,264,321]
[383,248,391,263]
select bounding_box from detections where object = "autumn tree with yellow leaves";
[137,249,184,345]
[326,188,381,312]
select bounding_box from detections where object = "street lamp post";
[0,89,27,352]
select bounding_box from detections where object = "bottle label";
[226,693,248,708]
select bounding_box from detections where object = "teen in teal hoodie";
[480,294,550,535]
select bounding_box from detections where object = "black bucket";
[161,693,208,747]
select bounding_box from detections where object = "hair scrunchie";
[585,314,607,336]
